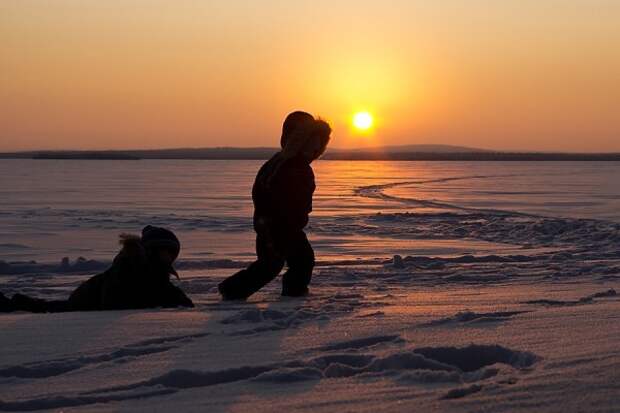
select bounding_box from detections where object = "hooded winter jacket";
[252,153,315,235]
[68,236,193,311]
[251,121,321,235]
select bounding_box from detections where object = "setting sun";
[353,112,374,131]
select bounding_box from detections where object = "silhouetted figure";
[0,226,193,313]
[218,111,331,300]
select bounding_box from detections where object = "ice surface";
[1,160,619,412]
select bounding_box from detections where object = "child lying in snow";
[0,226,194,312]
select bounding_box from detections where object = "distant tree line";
[1,148,618,161]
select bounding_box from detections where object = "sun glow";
[353,111,374,131]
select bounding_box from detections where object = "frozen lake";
[1,159,618,264]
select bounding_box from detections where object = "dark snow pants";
[218,229,315,300]
[4,293,72,313]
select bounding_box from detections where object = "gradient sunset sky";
[1,0,618,152]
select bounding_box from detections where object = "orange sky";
[1,1,619,152]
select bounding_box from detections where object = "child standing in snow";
[218,111,331,299]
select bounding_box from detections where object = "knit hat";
[141,225,181,257]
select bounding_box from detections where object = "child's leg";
[10,294,71,313]
[218,232,285,300]
[281,231,315,296]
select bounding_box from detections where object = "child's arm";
[158,282,194,308]
[275,163,315,231]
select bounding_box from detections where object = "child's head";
[152,246,179,267]
[281,118,332,163]
[141,225,180,266]
[281,111,315,148]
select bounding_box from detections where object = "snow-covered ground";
[1,160,619,412]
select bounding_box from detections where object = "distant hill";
[1,145,618,161]
[336,144,489,153]
[31,152,140,160]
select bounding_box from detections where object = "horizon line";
[1,145,619,155]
